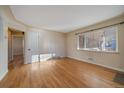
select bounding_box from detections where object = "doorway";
[8,28,25,69]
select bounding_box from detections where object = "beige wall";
[38,30,66,57]
[66,15,124,72]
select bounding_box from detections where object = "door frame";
[8,27,25,64]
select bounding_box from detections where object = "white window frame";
[77,26,119,53]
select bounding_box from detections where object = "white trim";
[67,56,124,72]
[77,48,119,54]
[0,70,8,81]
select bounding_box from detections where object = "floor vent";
[113,73,124,85]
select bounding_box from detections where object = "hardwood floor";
[0,56,124,88]
[8,55,24,70]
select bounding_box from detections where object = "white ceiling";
[10,5,124,32]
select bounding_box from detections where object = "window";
[77,26,118,53]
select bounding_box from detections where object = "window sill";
[77,48,119,54]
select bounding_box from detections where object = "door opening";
[8,28,25,69]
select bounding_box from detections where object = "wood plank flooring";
[0,56,124,88]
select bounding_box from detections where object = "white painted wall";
[0,16,8,80]
[66,15,124,72]
[24,28,66,64]
[0,6,28,80]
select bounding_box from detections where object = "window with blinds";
[77,26,118,53]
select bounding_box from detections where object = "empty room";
[0,5,124,88]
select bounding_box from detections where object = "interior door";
[25,30,39,64]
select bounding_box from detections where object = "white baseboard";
[0,70,8,81]
[67,56,124,72]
